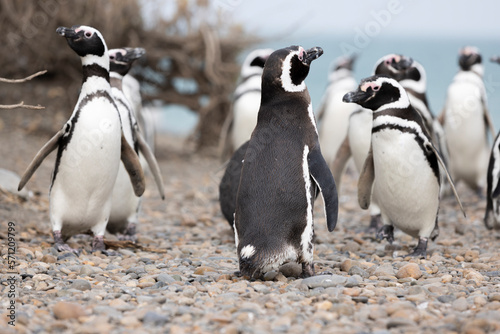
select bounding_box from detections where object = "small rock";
[464,250,480,262]
[302,275,347,288]
[396,263,422,279]
[374,263,395,277]
[142,311,170,326]
[70,279,91,291]
[79,265,94,276]
[463,269,484,282]
[352,296,369,303]
[452,297,469,311]
[340,259,354,272]
[263,271,278,281]
[279,263,303,277]
[348,266,369,278]
[315,300,332,311]
[441,274,453,283]
[157,273,176,284]
[194,266,216,275]
[41,254,57,264]
[343,287,361,297]
[438,294,456,303]
[387,317,416,328]
[341,241,360,253]
[489,293,500,302]
[53,301,85,320]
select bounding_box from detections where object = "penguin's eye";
[372,85,380,91]
[85,31,92,38]
[110,55,115,60]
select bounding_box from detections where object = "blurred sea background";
[153,0,500,137]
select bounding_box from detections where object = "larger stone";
[70,279,91,291]
[302,275,347,289]
[396,263,422,279]
[53,301,85,320]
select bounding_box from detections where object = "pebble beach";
[1,128,500,334]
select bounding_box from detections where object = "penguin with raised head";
[317,54,359,166]
[107,47,165,239]
[18,26,145,253]
[235,45,338,279]
[343,75,465,257]
[440,47,494,193]
[220,48,274,156]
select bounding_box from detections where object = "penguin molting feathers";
[235,45,338,279]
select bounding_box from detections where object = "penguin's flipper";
[121,132,145,197]
[18,124,68,191]
[135,128,165,199]
[426,142,466,217]
[331,135,352,191]
[358,147,375,210]
[308,146,339,232]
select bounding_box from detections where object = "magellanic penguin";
[317,55,359,167]
[107,47,165,239]
[440,46,495,193]
[483,56,500,230]
[18,26,145,253]
[219,140,248,228]
[343,75,465,257]
[219,48,274,157]
[484,131,500,230]
[235,46,338,279]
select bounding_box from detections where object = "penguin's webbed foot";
[53,230,81,255]
[91,235,116,256]
[301,262,315,278]
[118,223,137,242]
[406,238,428,258]
[376,225,394,244]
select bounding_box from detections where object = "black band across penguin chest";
[372,109,440,180]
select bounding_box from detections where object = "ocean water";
[158,35,500,136]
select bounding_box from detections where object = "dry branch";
[0,101,44,110]
[0,70,47,83]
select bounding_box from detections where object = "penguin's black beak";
[304,47,323,65]
[490,56,500,64]
[342,89,373,104]
[56,26,79,39]
[123,47,146,62]
[394,56,413,70]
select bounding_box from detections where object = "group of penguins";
[18,25,165,254]
[219,44,500,279]
[15,24,500,280]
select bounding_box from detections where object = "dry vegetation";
[0,0,257,150]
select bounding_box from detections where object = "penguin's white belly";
[231,91,261,149]
[372,129,439,238]
[319,92,358,164]
[444,84,489,185]
[50,100,122,236]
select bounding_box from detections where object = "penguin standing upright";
[343,75,464,257]
[221,48,273,155]
[18,26,145,253]
[235,46,338,279]
[107,47,165,239]
[317,55,359,167]
[440,47,495,192]
[483,56,500,230]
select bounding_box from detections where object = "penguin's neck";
[110,72,123,91]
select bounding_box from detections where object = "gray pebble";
[157,273,176,284]
[79,265,94,276]
[437,294,456,303]
[142,311,170,326]
[70,279,91,291]
[302,274,347,288]
[348,265,369,278]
